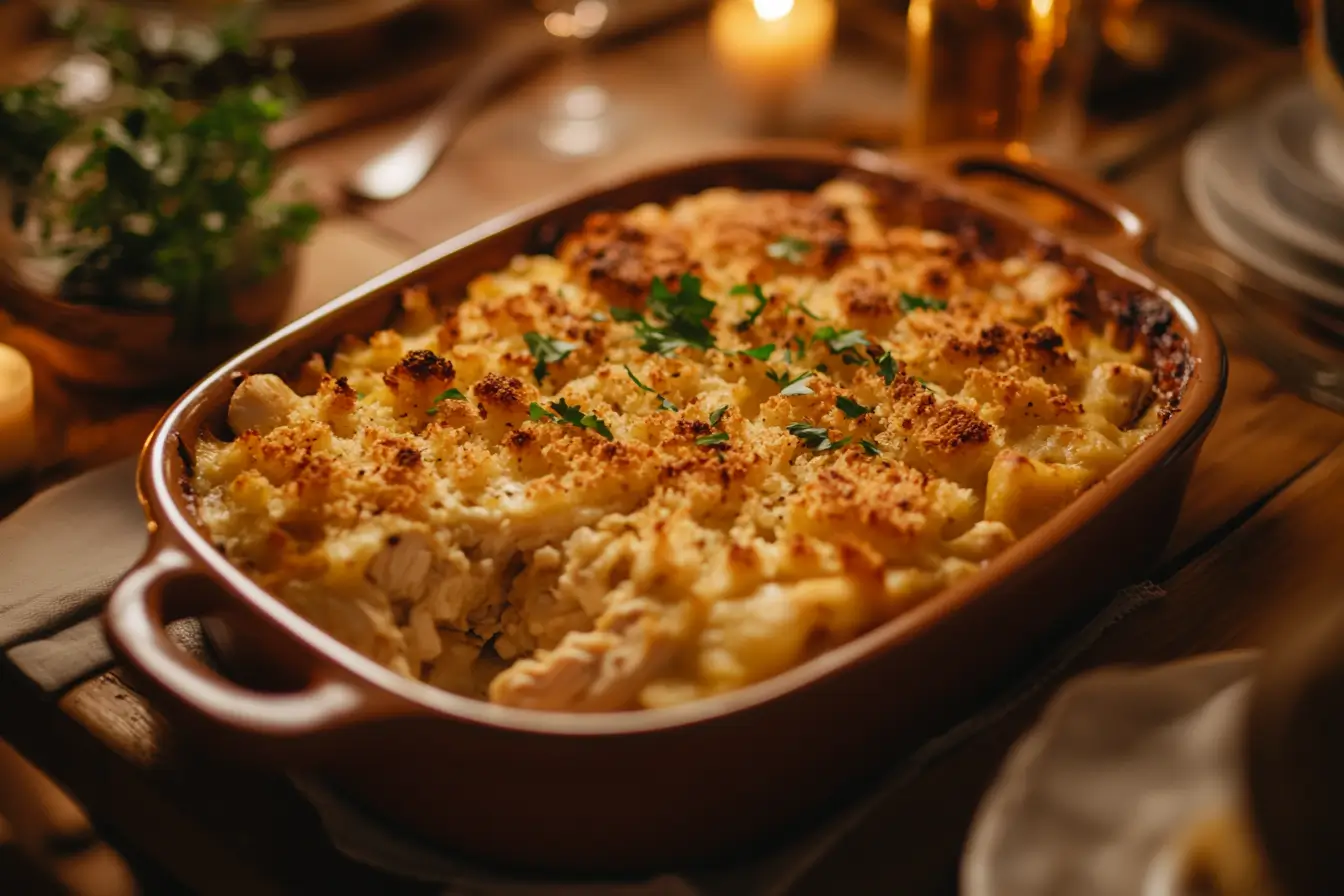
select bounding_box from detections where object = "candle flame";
[753,0,795,22]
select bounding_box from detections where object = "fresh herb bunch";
[0,7,318,333]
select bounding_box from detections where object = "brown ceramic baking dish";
[105,143,1226,875]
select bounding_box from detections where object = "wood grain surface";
[0,12,1336,896]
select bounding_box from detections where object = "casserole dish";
[106,143,1226,874]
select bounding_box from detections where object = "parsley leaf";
[767,235,812,264]
[787,422,850,452]
[424,387,467,415]
[777,370,816,396]
[836,396,873,418]
[793,299,826,321]
[624,365,678,411]
[739,343,774,361]
[631,274,718,355]
[860,439,882,456]
[523,332,578,383]
[899,292,949,313]
[528,400,613,440]
[877,351,898,385]
[811,326,869,354]
[696,432,730,447]
[709,405,729,427]
[610,306,645,322]
[730,283,770,331]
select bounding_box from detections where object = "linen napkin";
[0,460,1167,892]
[0,457,142,691]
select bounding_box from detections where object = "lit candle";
[0,345,37,478]
[708,0,837,110]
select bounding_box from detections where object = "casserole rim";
[119,141,1228,737]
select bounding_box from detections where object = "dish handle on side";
[901,141,1155,261]
[105,542,399,762]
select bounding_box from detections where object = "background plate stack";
[1184,80,1344,409]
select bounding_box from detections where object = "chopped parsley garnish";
[787,422,850,452]
[767,235,812,264]
[424,387,467,415]
[793,299,826,321]
[836,396,873,418]
[623,366,678,411]
[916,377,936,391]
[768,369,816,396]
[782,334,808,365]
[695,431,730,447]
[709,405,729,427]
[730,283,770,332]
[860,439,882,456]
[523,332,578,383]
[811,326,869,354]
[610,306,644,322]
[528,400,613,440]
[739,343,774,361]
[899,292,949,313]
[623,274,718,355]
[877,351,898,385]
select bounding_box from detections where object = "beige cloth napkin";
[0,460,1168,892]
[0,458,143,691]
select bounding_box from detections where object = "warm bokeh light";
[753,0,795,23]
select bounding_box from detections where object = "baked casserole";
[191,180,1188,713]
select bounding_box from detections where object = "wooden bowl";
[0,254,297,391]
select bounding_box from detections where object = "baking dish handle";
[106,544,392,759]
[904,142,1154,258]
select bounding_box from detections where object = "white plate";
[962,652,1260,896]
[1258,84,1344,241]
[1185,117,1344,309]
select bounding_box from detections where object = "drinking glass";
[533,0,620,158]
[904,0,1101,161]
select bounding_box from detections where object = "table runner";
[0,460,1167,892]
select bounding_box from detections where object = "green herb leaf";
[730,283,770,331]
[696,431,730,447]
[811,326,869,354]
[531,399,614,439]
[624,365,678,411]
[778,371,816,397]
[767,235,812,264]
[899,292,949,313]
[877,351,898,385]
[787,422,850,452]
[424,387,467,415]
[709,405,729,427]
[739,344,775,361]
[523,331,578,383]
[610,306,645,322]
[793,299,826,321]
[837,396,873,418]
[632,274,718,355]
[860,439,882,456]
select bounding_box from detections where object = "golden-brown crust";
[193,179,1181,712]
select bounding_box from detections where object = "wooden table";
[2,11,1340,895]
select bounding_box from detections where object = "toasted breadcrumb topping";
[193,181,1173,712]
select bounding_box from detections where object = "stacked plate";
[1184,81,1344,326]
